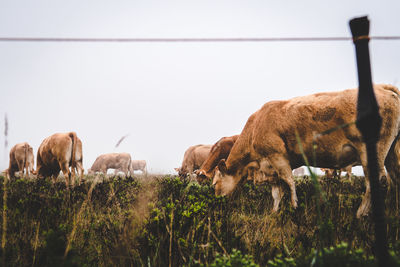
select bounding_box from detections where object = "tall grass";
[0,174,399,266]
[1,113,8,267]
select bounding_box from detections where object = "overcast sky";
[1,0,399,175]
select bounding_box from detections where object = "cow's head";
[321,168,336,178]
[194,169,210,184]
[1,169,8,177]
[174,167,188,178]
[212,159,241,196]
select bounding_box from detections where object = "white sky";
[1,0,399,175]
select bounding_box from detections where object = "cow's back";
[198,135,239,179]
[8,142,33,177]
[192,145,212,169]
[132,160,146,170]
[114,153,131,169]
[38,133,72,165]
[251,84,400,168]
[90,152,131,171]
[179,144,211,176]
[37,132,77,177]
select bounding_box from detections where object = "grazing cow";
[88,152,133,177]
[7,142,35,179]
[175,144,212,178]
[36,132,84,187]
[213,84,400,218]
[292,167,305,177]
[321,165,353,179]
[195,135,239,183]
[130,160,147,174]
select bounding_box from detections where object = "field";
[1,174,400,266]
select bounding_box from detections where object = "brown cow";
[130,160,147,175]
[175,144,212,178]
[36,132,84,187]
[292,167,305,177]
[195,135,239,183]
[321,165,352,179]
[88,152,133,177]
[213,84,400,218]
[6,142,35,179]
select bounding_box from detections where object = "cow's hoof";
[379,175,389,193]
[356,203,370,218]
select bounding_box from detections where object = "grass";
[0,174,399,266]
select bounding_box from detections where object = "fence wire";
[0,36,399,43]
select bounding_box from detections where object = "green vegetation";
[0,174,399,266]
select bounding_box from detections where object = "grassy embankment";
[0,174,399,266]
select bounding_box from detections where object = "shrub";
[210,249,259,267]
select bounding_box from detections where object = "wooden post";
[349,16,389,266]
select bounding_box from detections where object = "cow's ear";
[174,168,179,172]
[217,159,227,174]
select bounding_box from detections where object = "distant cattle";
[195,135,239,183]
[175,144,212,178]
[292,167,305,177]
[130,160,147,174]
[36,132,84,187]
[213,84,400,218]
[6,142,35,179]
[88,152,133,177]
[321,165,353,179]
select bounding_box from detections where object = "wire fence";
[0,36,399,43]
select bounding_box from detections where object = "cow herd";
[175,84,400,218]
[4,132,147,187]
[4,84,400,218]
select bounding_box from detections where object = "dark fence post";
[349,16,389,266]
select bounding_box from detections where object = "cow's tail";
[144,162,148,175]
[69,132,78,171]
[128,157,134,176]
[22,143,28,177]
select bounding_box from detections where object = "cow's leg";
[51,174,57,184]
[357,148,387,218]
[59,162,71,188]
[357,164,371,218]
[75,162,84,185]
[271,184,284,212]
[116,168,126,178]
[265,155,298,209]
[70,165,76,178]
[121,164,129,178]
[26,165,30,178]
[8,168,16,180]
[16,159,24,178]
[385,136,400,185]
[22,159,29,178]
[344,167,351,179]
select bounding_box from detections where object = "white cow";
[88,152,133,177]
[130,160,147,174]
